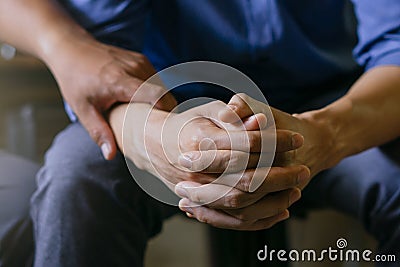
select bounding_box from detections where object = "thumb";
[242,113,268,130]
[218,93,257,123]
[78,106,118,160]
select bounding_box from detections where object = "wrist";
[123,104,170,169]
[39,29,94,68]
[295,103,350,171]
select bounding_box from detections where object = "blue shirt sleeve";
[351,0,400,70]
[58,0,149,50]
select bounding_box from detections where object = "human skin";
[0,0,177,160]
[176,66,400,230]
[0,0,308,230]
[4,0,399,232]
[109,101,310,230]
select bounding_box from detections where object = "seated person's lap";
[0,151,38,266]
[298,146,400,256]
[1,115,400,265]
[29,123,178,266]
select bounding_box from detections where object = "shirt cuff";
[366,49,400,71]
[64,102,77,122]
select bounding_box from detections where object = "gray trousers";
[1,121,400,266]
[0,151,37,266]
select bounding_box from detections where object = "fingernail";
[182,206,193,215]
[297,168,310,185]
[179,152,200,169]
[179,199,193,215]
[247,115,256,122]
[289,190,301,205]
[175,184,188,198]
[185,152,201,161]
[291,134,304,149]
[101,143,111,160]
[178,156,192,169]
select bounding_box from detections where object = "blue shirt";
[60,0,400,117]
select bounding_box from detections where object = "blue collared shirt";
[60,0,400,117]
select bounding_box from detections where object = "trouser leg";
[30,123,178,267]
[297,147,400,265]
[0,151,38,267]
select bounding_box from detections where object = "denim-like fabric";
[1,95,400,266]
[29,124,178,267]
[0,121,398,266]
[0,151,37,267]
[301,148,400,260]
[0,121,399,266]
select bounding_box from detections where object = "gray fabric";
[0,151,38,267]
[30,124,178,267]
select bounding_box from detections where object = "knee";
[361,175,400,253]
[32,123,116,205]
[31,147,134,217]
[32,163,97,208]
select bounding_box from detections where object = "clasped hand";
[115,92,333,230]
[171,94,334,230]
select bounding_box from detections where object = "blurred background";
[0,42,376,267]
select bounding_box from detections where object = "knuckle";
[113,84,133,100]
[226,152,247,171]
[192,127,208,148]
[135,53,148,63]
[236,93,249,102]
[239,173,252,192]
[102,65,125,86]
[283,132,294,149]
[150,85,166,99]
[222,151,234,169]
[224,191,243,209]
[196,210,208,224]
[88,128,102,144]
[142,82,163,99]
[281,197,291,211]
[129,61,140,69]
[248,133,260,150]
[237,219,254,229]
[275,206,287,216]
[288,172,299,186]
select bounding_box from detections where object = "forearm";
[0,0,91,61]
[303,66,400,162]
[109,103,168,160]
[109,103,150,156]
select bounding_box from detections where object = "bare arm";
[0,0,88,61]
[309,66,400,160]
[0,0,177,160]
[177,68,400,229]
[220,66,400,177]
[108,102,310,230]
